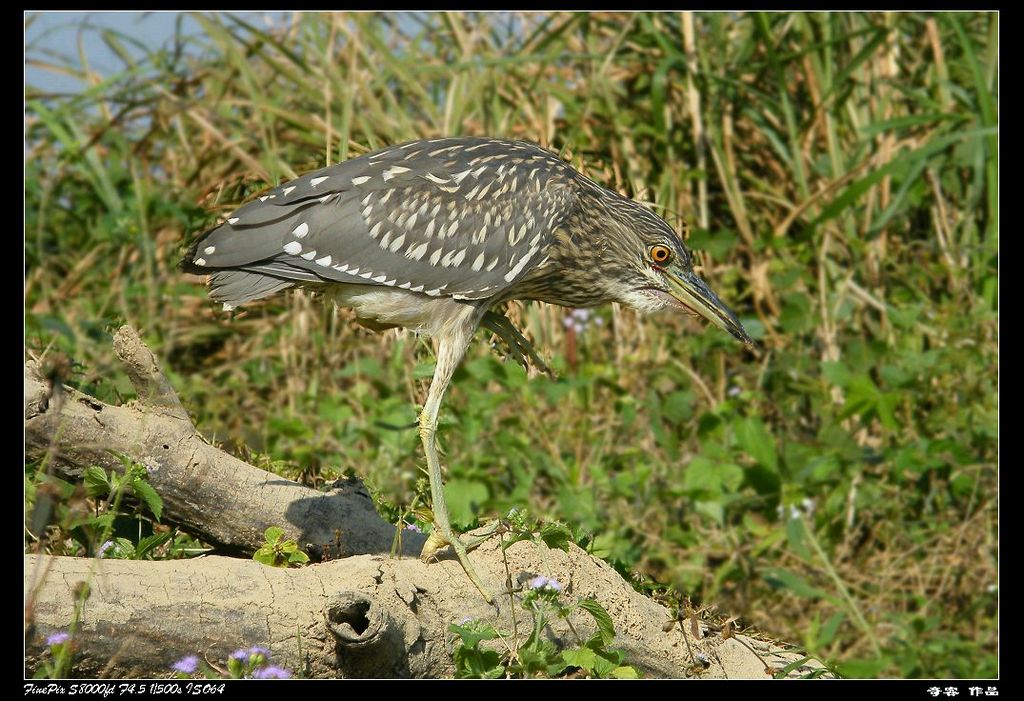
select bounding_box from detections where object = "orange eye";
[650,245,672,264]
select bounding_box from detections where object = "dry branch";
[25,326,420,559]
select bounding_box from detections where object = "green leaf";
[785,514,810,560]
[538,522,571,552]
[662,390,695,425]
[500,531,534,551]
[577,599,616,646]
[253,546,278,567]
[263,526,285,545]
[562,646,628,678]
[821,361,851,388]
[836,657,888,678]
[454,647,504,679]
[561,647,601,674]
[858,112,960,137]
[451,619,505,679]
[779,294,813,334]
[762,567,829,600]
[818,612,845,648]
[78,513,116,532]
[610,665,640,679]
[449,622,499,649]
[227,656,245,678]
[84,466,111,497]
[841,376,880,420]
[744,464,782,497]
[683,455,720,495]
[130,479,163,521]
[773,655,813,679]
[734,417,778,472]
[444,480,488,528]
[106,537,134,559]
[695,500,725,525]
[412,507,435,525]
[875,392,899,431]
[718,462,745,493]
[288,550,310,566]
[134,532,172,559]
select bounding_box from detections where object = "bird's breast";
[325,284,482,337]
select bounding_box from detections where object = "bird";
[182,136,752,603]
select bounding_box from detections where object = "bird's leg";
[418,321,495,604]
[481,310,555,379]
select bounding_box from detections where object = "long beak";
[665,269,754,346]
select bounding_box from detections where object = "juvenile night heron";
[183,136,752,602]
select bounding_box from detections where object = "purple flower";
[459,616,475,625]
[563,308,599,334]
[98,540,114,557]
[229,649,250,661]
[727,386,742,397]
[253,666,291,679]
[46,632,70,646]
[528,575,562,592]
[403,523,423,533]
[171,655,199,674]
[247,646,271,659]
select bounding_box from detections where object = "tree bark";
[24,548,818,679]
[24,327,825,679]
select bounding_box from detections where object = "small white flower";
[528,575,562,592]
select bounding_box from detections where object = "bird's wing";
[184,138,580,301]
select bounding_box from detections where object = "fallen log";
[23,327,825,679]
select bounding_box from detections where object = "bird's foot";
[481,311,556,380]
[420,523,502,605]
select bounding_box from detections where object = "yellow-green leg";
[418,315,496,604]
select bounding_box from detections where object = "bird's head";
[593,198,754,347]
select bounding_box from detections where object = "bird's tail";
[204,270,295,310]
[181,230,296,310]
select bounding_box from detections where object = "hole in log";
[324,591,403,675]
[324,591,388,647]
[328,599,370,636]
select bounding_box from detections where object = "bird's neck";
[507,196,617,308]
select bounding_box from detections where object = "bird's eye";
[649,245,672,264]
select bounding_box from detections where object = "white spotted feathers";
[188,137,580,304]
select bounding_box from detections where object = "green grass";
[25,11,997,678]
